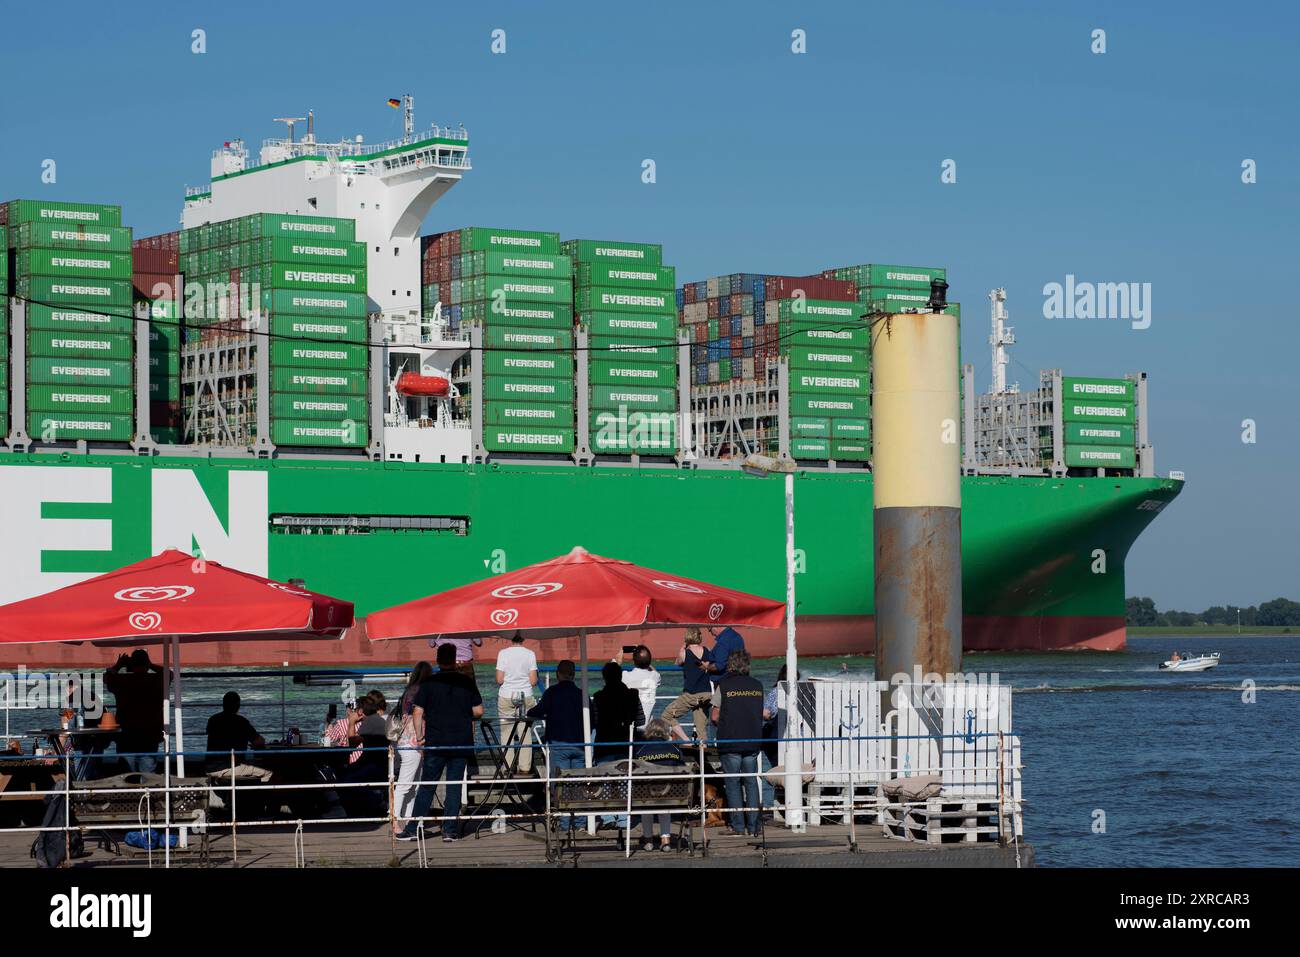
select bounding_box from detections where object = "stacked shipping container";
[180,213,369,448]
[1059,376,1137,470]
[565,239,678,454]
[423,227,575,454]
[1,200,136,442]
[133,231,182,443]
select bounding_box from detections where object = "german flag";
[387,98,401,109]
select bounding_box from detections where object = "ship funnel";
[928,278,949,313]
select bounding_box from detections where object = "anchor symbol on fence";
[840,701,864,737]
[963,709,976,744]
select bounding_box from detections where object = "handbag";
[385,703,408,744]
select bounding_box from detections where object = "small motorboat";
[1158,652,1220,672]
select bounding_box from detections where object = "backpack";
[30,794,84,868]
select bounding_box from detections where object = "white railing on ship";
[259,126,468,158]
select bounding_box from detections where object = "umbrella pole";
[579,629,595,835]
[171,636,186,780]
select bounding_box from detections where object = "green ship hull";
[0,453,1182,665]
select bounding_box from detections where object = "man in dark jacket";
[711,649,765,836]
[527,659,586,831]
[104,650,165,773]
[400,642,484,842]
[590,661,645,762]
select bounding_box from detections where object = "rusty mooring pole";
[872,280,963,691]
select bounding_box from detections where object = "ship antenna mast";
[403,94,414,142]
[989,287,1018,394]
[272,115,307,144]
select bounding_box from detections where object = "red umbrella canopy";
[366,546,786,641]
[0,549,354,647]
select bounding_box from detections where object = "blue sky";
[1,0,1295,610]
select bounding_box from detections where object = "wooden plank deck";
[0,820,1031,868]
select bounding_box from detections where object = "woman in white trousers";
[392,662,432,836]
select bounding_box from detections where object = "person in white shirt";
[495,633,539,774]
[620,645,662,731]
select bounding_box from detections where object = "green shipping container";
[272,419,369,448]
[591,411,677,453]
[26,384,134,415]
[270,315,369,343]
[484,401,574,427]
[27,329,133,360]
[786,344,869,373]
[460,275,572,306]
[589,384,676,412]
[790,416,831,438]
[581,311,677,340]
[458,300,573,328]
[251,237,367,267]
[789,369,869,394]
[26,303,134,334]
[1064,422,1135,446]
[785,395,868,416]
[776,299,862,323]
[590,336,676,364]
[1061,399,1135,425]
[149,377,180,401]
[786,324,871,349]
[458,227,560,255]
[461,251,571,279]
[16,276,133,308]
[484,425,574,454]
[588,358,677,388]
[268,263,367,292]
[5,199,122,227]
[11,222,133,252]
[482,350,574,379]
[791,438,830,460]
[560,239,662,267]
[269,367,368,395]
[1062,376,1135,403]
[271,393,369,421]
[13,247,137,276]
[485,326,574,351]
[1065,445,1136,469]
[248,213,356,244]
[832,440,871,461]
[270,340,369,370]
[574,262,675,290]
[832,417,872,439]
[27,357,132,387]
[826,263,946,290]
[574,287,675,315]
[27,411,132,442]
[261,288,369,320]
[480,376,575,404]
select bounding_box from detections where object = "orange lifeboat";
[395,372,450,397]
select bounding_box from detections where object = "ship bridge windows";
[270,514,470,536]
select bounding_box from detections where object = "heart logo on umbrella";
[490,609,519,627]
[129,611,162,631]
[708,603,724,621]
[114,585,194,602]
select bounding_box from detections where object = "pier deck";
[0,822,1031,868]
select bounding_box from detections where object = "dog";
[702,783,726,827]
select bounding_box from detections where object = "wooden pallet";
[880,795,1002,844]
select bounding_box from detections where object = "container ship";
[0,102,1182,666]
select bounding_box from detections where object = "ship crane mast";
[989,287,1018,394]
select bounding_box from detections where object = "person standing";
[621,645,661,730]
[495,635,539,774]
[430,636,483,687]
[401,643,484,842]
[711,650,765,837]
[391,662,431,836]
[590,661,644,763]
[103,650,165,773]
[662,628,713,743]
[526,659,585,832]
[706,627,746,687]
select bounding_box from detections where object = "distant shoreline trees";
[1126,596,1300,627]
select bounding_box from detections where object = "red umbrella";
[366,545,785,641]
[0,548,354,776]
[367,546,785,790]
